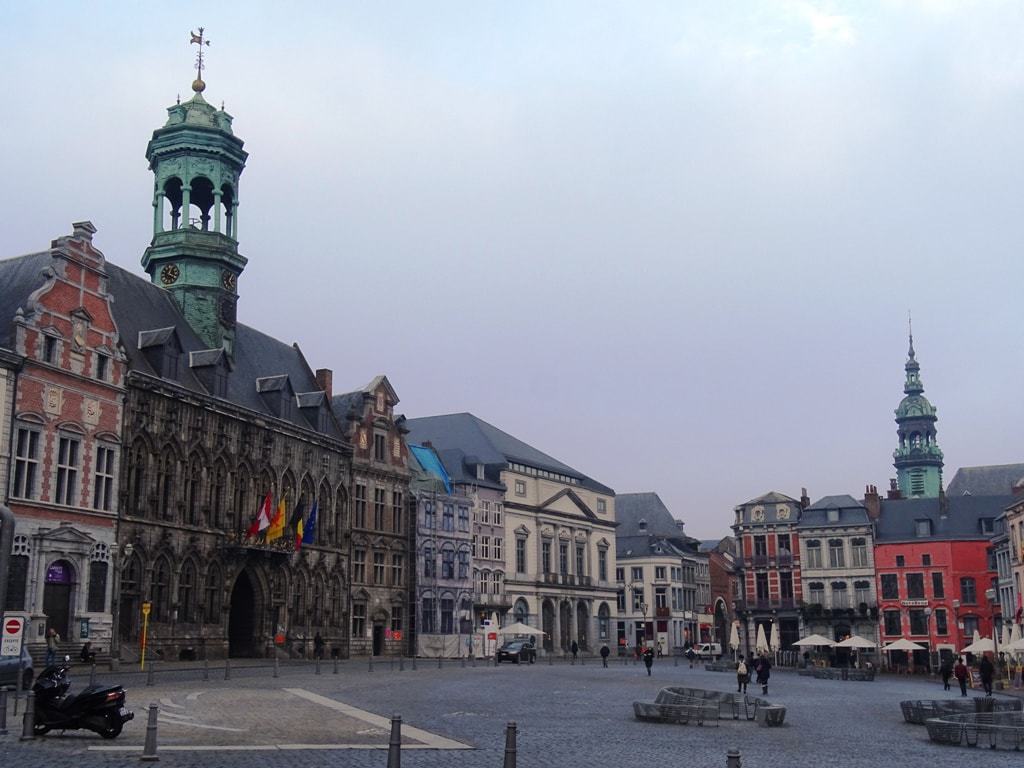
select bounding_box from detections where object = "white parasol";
[769,622,781,652]
[755,624,769,653]
[882,638,926,652]
[498,621,546,636]
[793,633,836,647]
[835,635,876,649]
[729,621,740,651]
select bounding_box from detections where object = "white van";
[694,643,722,659]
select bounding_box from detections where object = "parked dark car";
[496,640,536,664]
[0,645,34,690]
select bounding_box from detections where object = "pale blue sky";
[2,2,1023,537]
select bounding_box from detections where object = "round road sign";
[4,618,21,634]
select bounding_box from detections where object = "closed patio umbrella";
[755,624,769,654]
[729,621,740,650]
[769,622,781,652]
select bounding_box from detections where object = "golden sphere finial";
[192,78,206,93]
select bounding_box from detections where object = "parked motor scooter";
[32,656,134,738]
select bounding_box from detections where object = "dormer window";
[914,519,932,538]
[827,508,839,523]
[95,352,109,381]
[190,349,230,398]
[979,517,994,535]
[256,374,293,419]
[43,335,57,363]
[139,327,181,380]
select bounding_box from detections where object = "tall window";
[542,541,551,573]
[617,589,626,612]
[421,598,435,633]
[493,503,502,524]
[932,572,944,598]
[352,603,366,637]
[559,543,569,575]
[906,573,925,599]
[831,581,848,608]
[391,554,404,585]
[479,500,489,524]
[392,491,403,533]
[828,539,845,568]
[854,580,871,606]
[152,558,170,622]
[808,582,825,605]
[755,572,769,600]
[575,545,585,576]
[960,577,976,604]
[184,460,200,525]
[457,505,469,531]
[963,615,979,636]
[516,538,527,573]
[883,610,901,636]
[423,546,435,578]
[880,573,899,600]
[494,537,502,562]
[12,427,40,500]
[934,608,948,635]
[5,539,29,611]
[95,352,109,380]
[753,536,767,557]
[442,549,455,579]
[423,500,435,529]
[55,435,81,506]
[373,552,385,584]
[205,566,222,624]
[598,549,608,582]
[805,540,822,568]
[353,549,366,582]
[374,433,386,461]
[458,550,469,579]
[159,451,176,520]
[178,561,196,623]
[354,484,367,528]
[442,504,454,531]
[391,605,403,633]
[87,559,108,613]
[779,571,793,599]
[655,586,668,609]
[851,538,868,567]
[909,609,928,636]
[440,598,454,633]
[777,534,790,554]
[481,536,491,559]
[373,488,386,530]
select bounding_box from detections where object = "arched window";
[330,575,345,627]
[158,450,177,521]
[232,465,251,533]
[87,543,110,613]
[513,598,529,625]
[129,442,149,516]
[598,602,610,640]
[184,455,202,526]
[205,563,222,624]
[178,559,197,623]
[152,557,171,622]
[210,461,228,530]
[292,571,307,628]
[312,575,326,626]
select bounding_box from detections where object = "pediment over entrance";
[538,488,597,520]
[38,525,96,547]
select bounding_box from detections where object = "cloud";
[790,1,857,46]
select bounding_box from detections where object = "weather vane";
[190,27,211,92]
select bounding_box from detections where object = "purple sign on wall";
[46,563,71,584]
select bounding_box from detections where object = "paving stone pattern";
[4,659,1024,768]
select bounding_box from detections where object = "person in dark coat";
[642,646,655,676]
[600,644,610,668]
[570,640,579,664]
[736,655,749,694]
[313,632,325,660]
[979,655,995,696]
[954,657,969,697]
[686,647,696,669]
[756,654,772,695]
[940,657,954,691]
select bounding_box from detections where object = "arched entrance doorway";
[559,601,572,651]
[575,602,589,651]
[541,600,555,652]
[43,560,76,638]
[228,569,260,657]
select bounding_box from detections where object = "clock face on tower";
[160,264,180,285]
[221,270,236,291]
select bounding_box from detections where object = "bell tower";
[142,28,248,354]
[893,325,944,498]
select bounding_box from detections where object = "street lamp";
[109,541,133,670]
[640,601,649,647]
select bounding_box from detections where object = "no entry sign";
[1,615,25,656]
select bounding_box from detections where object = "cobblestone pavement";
[4,657,1023,768]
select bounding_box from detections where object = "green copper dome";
[162,91,236,134]
[892,332,943,498]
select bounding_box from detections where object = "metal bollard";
[146,661,155,687]
[398,655,404,672]
[315,657,321,676]
[19,691,35,741]
[386,713,401,768]
[224,658,231,681]
[438,655,443,669]
[726,747,742,768]
[333,655,339,674]
[548,652,553,666]
[90,662,97,686]
[461,655,466,668]
[581,652,585,666]
[14,660,23,715]
[204,657,210,681]
[471,653,476,668]
[273,653,279,679]
[503,721,517,768]
[369,655,374,672]
[411,655,416,671]
[0,686,8,737]
[141,702,159,761]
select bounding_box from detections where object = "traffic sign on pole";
[1,616,25,657]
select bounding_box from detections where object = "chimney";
[315,368,333,399]
[800,487,810,509]
[863,484,881,520]
[72,220,96,242]
[886,478,903,500]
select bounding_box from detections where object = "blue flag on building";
[301,501,318,546]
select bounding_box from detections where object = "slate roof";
[946,464,1024,497]
[0,248,344,440]
[874,494,1011,543]
[742,491,800,506]
[616,492,684,538]
[798,495,871,528]
[404,413,614,495]
[616,534,690,561]
[433,447,505,491]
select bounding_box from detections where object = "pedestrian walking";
[642,646,654,676]
[736,655,749,694]
[313,632,325,660]
[571,640,579,664]
[686,647,696,669]
[939,657,953,691]
[979,655,995,697]
[756,653,771,695]
[45,628,60,666]
[80,641,96,664]
[600,644,610,668]
[954,657,968,697]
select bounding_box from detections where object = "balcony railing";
[474,591,512,608]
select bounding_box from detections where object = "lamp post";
[109,542,134,670]
[640,601,649,647]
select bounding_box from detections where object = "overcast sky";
[3,2,1023,538]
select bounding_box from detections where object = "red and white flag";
[245,493,273,538]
